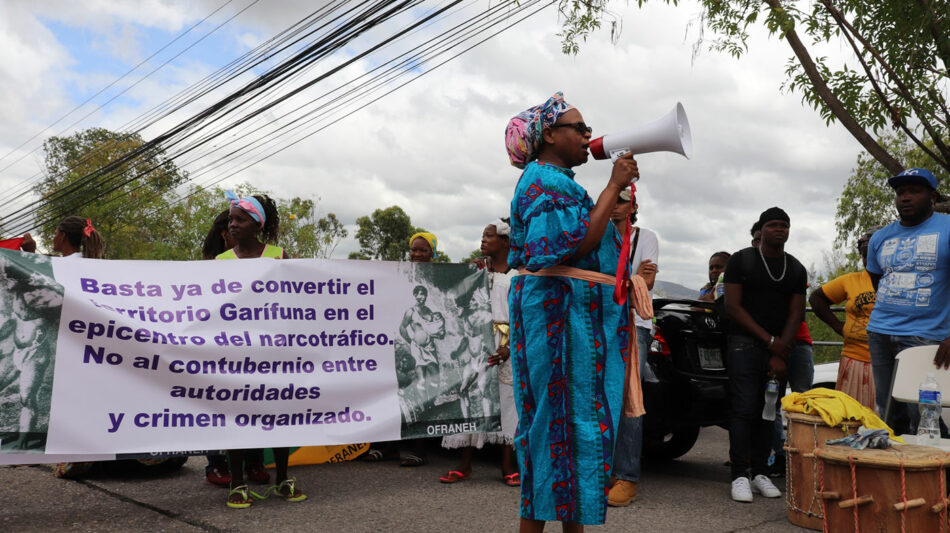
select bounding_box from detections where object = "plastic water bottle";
[714,273,725,299]
[762,377,779,421]
[917,372,942,446]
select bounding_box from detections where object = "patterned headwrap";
[225,190,265,227]
[490,218,510,236]
[408,232,437,253]
[505,92,575,169]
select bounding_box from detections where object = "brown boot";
[607,479,638,507]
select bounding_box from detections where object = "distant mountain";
[653,279,698,300]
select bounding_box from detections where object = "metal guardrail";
[806,306,844,349]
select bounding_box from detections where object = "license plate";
[697,346,724,370]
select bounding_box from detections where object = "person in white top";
[607,187,658,507]
[19,216,105,258]
[439,218,520,486]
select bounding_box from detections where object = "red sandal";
[439,470,470,483]
[503,473,521,486]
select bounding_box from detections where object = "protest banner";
[0,249,500,462]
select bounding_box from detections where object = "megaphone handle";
[609,149,629,163]
[610,150,640,181]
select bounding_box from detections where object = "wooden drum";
[785,412,862,530]
[815,444,950,533]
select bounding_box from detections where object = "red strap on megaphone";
[613,183,636,306]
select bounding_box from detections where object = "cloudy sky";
[0,0,866,290]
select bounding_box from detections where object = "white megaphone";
[588,102,692,162]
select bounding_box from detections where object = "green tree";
[275,196,348,259]
[74,181,347,260]
[465,248,483,262]
[559,1,949,175]
[835,135,950,265]
[313,213,348,259]
[150,185,225,260]
[348,206,453,262]
[167,185,348,260]
[350,206,416,261]
[34,128,187,259]
[431,250,452,263]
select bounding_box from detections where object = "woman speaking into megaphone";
[504,92,639,532]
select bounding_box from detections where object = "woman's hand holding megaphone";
[609,151,639,190]
[569,153,639,261]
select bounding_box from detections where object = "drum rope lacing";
[899,456,908,533]
[844,453,909,533]
[787,419,834,521]
[787,419,867,527]
[818,451,828,533]
[820,447,950,532]
[848,454,860,533]
[807,421,822,518]
[939,455,948,533]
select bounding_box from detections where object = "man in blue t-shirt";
[866,167,950,434]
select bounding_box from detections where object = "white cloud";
[0,0,876,291]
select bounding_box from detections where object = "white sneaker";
[731,477,753,503]
[751,474,781,498]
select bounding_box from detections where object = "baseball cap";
[888,168,938,190]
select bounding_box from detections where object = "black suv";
[641,298,731,460]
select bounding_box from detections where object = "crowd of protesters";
[4,90,950,531]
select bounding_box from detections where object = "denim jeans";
[867,331,948,436]
[773,342,814,458]
[613,326,653,482]
[726,334,773,480]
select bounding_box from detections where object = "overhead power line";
[0,0,250,203]
[0,0,553,237]
[0,0,424,234]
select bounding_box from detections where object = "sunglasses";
[550,121,592,135]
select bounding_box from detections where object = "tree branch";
[763,0,904,174]
[820,0,950,170]
[917,0,950,75]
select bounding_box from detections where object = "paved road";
[0,427,811,532]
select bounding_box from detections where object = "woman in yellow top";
[217,191,305,508]
[809,228,879,410]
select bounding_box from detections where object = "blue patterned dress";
[508,161,629,524]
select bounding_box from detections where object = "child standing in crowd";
[217,191,306,508]
[201,210,272,487]
[439,219,519,486]
[698,251,730,302]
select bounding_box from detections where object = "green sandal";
[226,484,253,509]
[275,477,307,502]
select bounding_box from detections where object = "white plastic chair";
[886,345,950,449]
